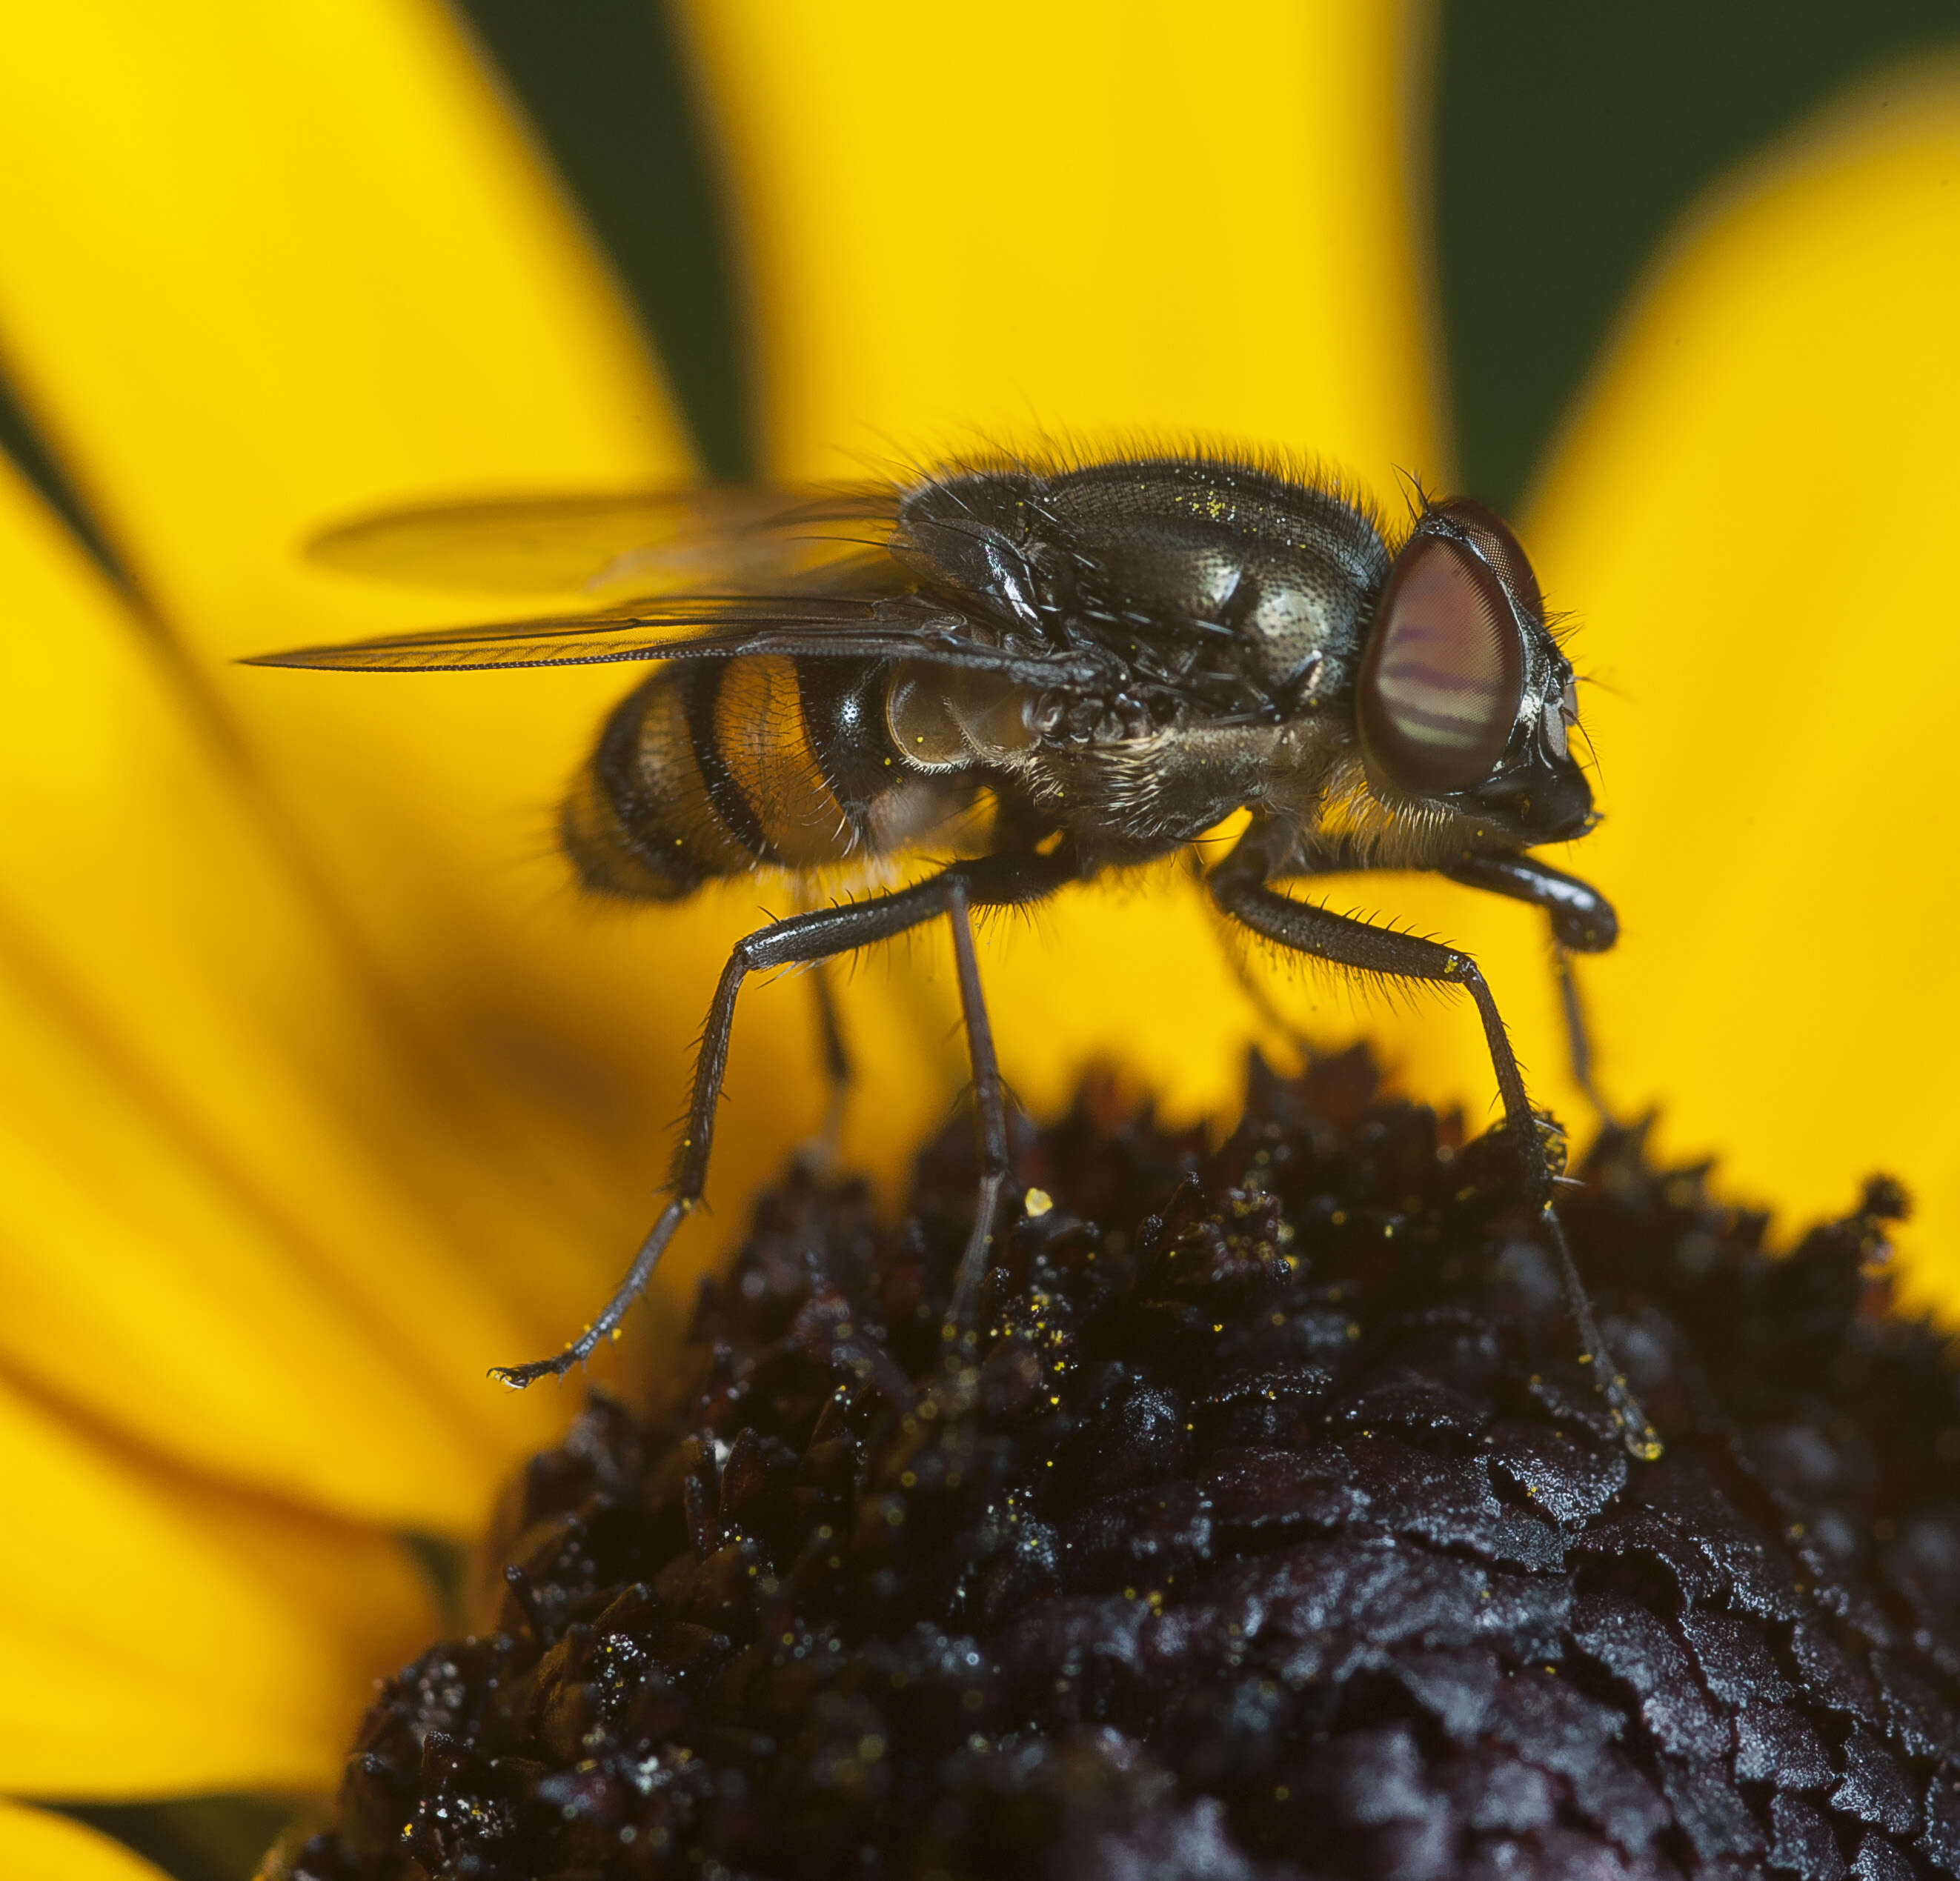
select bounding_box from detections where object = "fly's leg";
[1221,916,1317,1072]
[1215,835,1660,1461]
[1446,851,1619,1124]
[1444,851,1618,955]
[1552,948,1612,1122]
[944,880,1010,1331]
[494,851,1075,1388]
[1187,850,1312,1070]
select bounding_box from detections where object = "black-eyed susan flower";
[0,4,1955,1877]
[276,1059,1941,1880]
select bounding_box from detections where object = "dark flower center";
[278,1052,1960,1881]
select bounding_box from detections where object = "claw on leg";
[492,1197,692,1388]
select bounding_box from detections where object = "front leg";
[1447,852,1616,1114]
[1210,827,1660,1461]
[1445,851,1616,953]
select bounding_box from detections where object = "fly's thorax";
[892,459,1392,713]
[1020,721,1288,862]
[881,653,1343,865]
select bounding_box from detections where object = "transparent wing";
[245,593,1097,684]
[305,484,900,596]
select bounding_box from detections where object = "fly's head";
[1320,496,1591,866]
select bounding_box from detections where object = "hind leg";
[495,850,1077,1386]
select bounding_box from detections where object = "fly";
[253,452,1655,1459]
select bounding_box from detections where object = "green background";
[13,4,1955,1876]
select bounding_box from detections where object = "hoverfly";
[255,452,1658,1459]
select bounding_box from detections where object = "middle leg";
[1212,842,1659,1460]
[1447,850,1619,1122]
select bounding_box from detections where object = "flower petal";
[0,0,704,1014]
[0,0,685,607]
[0,1377,431,1795]
[0,448,688,1528]
[0,6,834,1522]
[0,436,853,1536]
[0,1804,175,1881]
[1524,61,1960,1282]
[679,0,1474,1127]
[682,0,1440,485]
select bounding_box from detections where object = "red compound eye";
[1358,534,1524,795]
[1429,496,1544,621]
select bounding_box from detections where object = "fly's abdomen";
[562,656,960,901]
[560,667,746,899]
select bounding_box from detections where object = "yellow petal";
[681,0,1440,486]
[0,5,816,1514]
[0,1378,431,1795]
[0,1,685,599]
[680,0,1469,1137]
[0,0,687,991]
[0,1804,175,1881]
[0,452,659,1531]
[1524,59,1960,1291]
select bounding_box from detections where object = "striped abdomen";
[560,655,994,901]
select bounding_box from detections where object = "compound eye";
[1359,536,1524,794]
[1430,496,1543,621]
